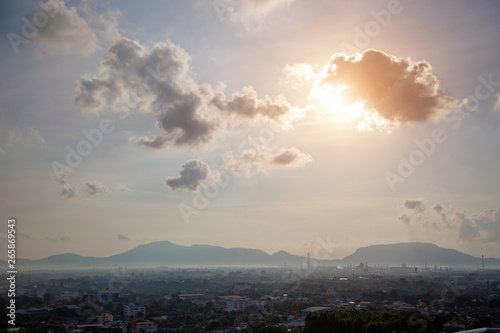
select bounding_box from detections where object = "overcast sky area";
[1,0,499,261]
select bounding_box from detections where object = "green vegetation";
[304,309,447,333]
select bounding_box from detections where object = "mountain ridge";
[342,242,497,268]
[7,241,500,269]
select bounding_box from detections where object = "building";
[217,296,265,312]
[301,306,331,313]
[136,321,157,332]
[98,312,113,324]
[58,291,79,300]
[17,306,52,319]
[234,282,252,292]
[124,304,146,317]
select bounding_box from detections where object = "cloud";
[223,0,294,31]
[280,63,319,89]
[76,38,310,149]
[8,127,23,146]
[398,198,427,225]
[27,127,47,148]
[398,200,500,243]
[165,159,219,192]
[316,49,456,125]
[224,146,312,177]
[79,0,122,44]
[398,199,455,230]
[52,172,79,199]
[0,147,5,156]
[85,181,110,195]
[494,93,500,113]
[29,0,101,57]
[136,93,217,148]
[115,183,130,192]
[431,203,453,229]
[211,86,310,124]
[117,234,129,241]
[60,236,70,242]
[7,127,46,149]
[402,198,427,211]
[457,209,500,243]
[75,38,216,147]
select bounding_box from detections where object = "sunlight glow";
[310,80,393,132]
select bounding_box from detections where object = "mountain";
[13,241,500,269]
[99,241,299,266]
[18,241,319,268]
[342,242,500,268]
[22,253,99,266]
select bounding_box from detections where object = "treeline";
[304,309,442,333]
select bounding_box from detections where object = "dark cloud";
[212,86,290,119]
[398,198,427,224]
[117,234,129,241]
[403,199,427,211]
[399,199,455,230]
[86,181,110,195]
[52,172,79,199]
[137,94,216,148]
[165,160,219,192]
[431,203,452,229]
[319,49,456,124]
[76,38,311,149]
[224,146,312,177]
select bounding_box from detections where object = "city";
[1,263,499,332]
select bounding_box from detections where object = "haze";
[0,0,499,261]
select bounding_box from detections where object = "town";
[1,264,499,332]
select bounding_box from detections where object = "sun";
[310,80,391,132]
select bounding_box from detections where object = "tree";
[205,301,214,313]
[105,300,116,311]
[488,297,500,308]
[265,314,282,324]
[206,319,222,331]
[43,292,55,304]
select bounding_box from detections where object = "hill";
[342,242,500,268]
[17,240,319,268]
[12,241,500,269]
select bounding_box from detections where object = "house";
[234,282,252,292]
[124,303,146,317]
[98,312,113,324]
[136,321,157,332]
[217,296,265,311]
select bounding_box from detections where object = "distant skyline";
[1,0,499,260]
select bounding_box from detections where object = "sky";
[1,0,500,261]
